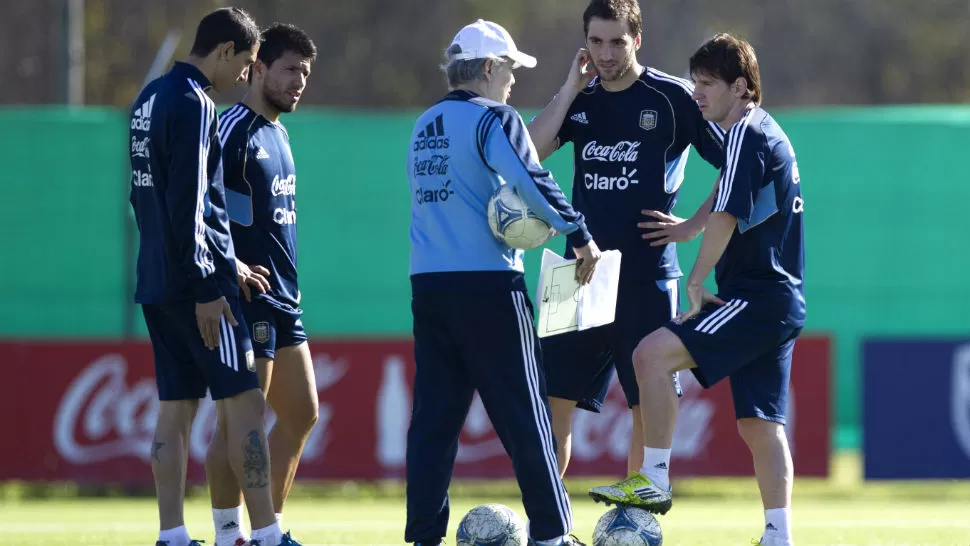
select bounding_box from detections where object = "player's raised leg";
[588,326,691,513]
[265,341,318,515]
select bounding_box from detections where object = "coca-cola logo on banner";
[0,338,828,483]
[52,352,348,465]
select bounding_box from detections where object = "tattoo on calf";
[242,430,269,488]
[151,438,165,462]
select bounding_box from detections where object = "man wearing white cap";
[404,18,597,546]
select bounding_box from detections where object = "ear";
[634,34,641,50]
[218,41,235,61]
[732,77,747,97]
[483,58,495,79]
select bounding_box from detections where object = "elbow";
[535,142,554,163]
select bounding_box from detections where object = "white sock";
[275,512,283,526]
[251,522,284,546]
[639,447,671,490]
[534,536,565,546]
[213,505,248,546]
[764,507,793,542]
[158,525,191,546]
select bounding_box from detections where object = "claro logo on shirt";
[580,140,641,191]
[412,114,450,151]
[414,180,455,205]
[273,207,296,225]
[131,169,153,188]
[584,167,639,191]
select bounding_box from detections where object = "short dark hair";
[257,23,318,68]
[583,0,642,38]
[689,33,763,105]
[189,7,260,57]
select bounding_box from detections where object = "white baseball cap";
[448,19,537,69]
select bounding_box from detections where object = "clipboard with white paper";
[535,248,622,338]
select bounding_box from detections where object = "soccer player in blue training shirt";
[528,0,725,479]
[406,19,602,546]
[204,23,317,546]
[129,8,301,546]
[588,33,805,546]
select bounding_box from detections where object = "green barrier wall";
[2,105,969,449]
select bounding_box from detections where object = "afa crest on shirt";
[639,109,658,131]
[252,321,270,344]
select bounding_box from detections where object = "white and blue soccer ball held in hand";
[487,185,554,250]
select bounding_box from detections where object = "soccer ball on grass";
[456,503,528,546]
[592,506,663,546]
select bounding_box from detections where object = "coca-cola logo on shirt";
[413,155,450,177]
[581,141,640,163]
[270,174,296,197]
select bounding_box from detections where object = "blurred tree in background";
[3,0,969,109]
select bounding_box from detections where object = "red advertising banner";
[0,336,829,484]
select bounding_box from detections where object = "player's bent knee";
[633,327,692,377]
[632,330,672,375]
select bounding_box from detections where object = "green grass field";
[2,457,968,546]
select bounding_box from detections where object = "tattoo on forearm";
[151,438,165,462]
[242,430,269,488]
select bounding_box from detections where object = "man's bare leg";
[264,342,319,514]
[153,399,199,545]
[548,396,578,477]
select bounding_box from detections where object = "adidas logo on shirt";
[256,146,270,160]
[131,93,156,131]
[413,114,450,151]
[570,112,589,124]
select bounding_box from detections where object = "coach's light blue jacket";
[408,90,591,276]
